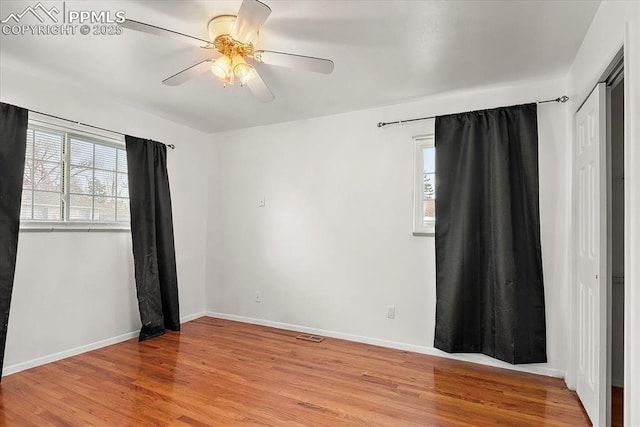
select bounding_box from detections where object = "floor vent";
[296,334,325,343]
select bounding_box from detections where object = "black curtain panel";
[434,103,547,364]
[125,136,180,341]
[0,103,28,378]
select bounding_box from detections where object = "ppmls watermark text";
[1,2,126,36]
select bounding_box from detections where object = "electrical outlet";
[255,291,262,303]
[386,305,395,319]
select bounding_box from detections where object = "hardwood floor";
[612,386,623,427]
[0,317,590,426]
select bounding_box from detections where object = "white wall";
[565,1,640,424]
[206,77,570,377]
[0,65,210,375]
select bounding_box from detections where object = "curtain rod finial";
[377,122,385,128]
[558,95,569,103]
[168,144,176,150]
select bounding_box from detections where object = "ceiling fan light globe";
[231,54,247,67]
[231,55,254,82]
[235,63,256,83]
[211,55,232,79]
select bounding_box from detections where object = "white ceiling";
[0,0,600,133]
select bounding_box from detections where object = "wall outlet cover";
[386,305,395,319]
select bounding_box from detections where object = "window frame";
[413,133,435,236]
[20,117,130,232]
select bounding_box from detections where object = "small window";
[21,121,130,226]
[413,134,435,235]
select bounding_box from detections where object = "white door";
[576,82,608,426]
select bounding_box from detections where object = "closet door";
[575,82,608,427]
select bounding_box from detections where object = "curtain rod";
[28,109,176,149]
[376,95,569,128]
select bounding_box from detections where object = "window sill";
[20,222,131,232]
[413,224,435,236]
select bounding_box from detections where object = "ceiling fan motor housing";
[208,15,257,57]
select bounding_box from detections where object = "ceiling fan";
[122,0,334,102]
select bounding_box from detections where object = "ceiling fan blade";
[246,70,274,102]
[230,0,272,45]
[122,19,210,47]
[162,57,218,86]
[254,50,334,74]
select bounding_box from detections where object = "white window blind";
[413,134,435,235]
[422,146,436,223]
[20,123,130,224]
[22,128,64,220]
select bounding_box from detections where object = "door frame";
[606,71,625,422]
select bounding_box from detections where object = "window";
[413,134,435,235]
[21,121,130,225]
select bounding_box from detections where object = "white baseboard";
[2,330,138,377]
[2,311,207,378]
[206,311,566,379]
[3,310,564,381]
[181,311,206,323]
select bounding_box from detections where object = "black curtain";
[434,103,546,364]
[0,103,28,377]
[125,136,180,341]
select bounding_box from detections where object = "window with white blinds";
[21,123,130,224]
[413,134,435,235]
